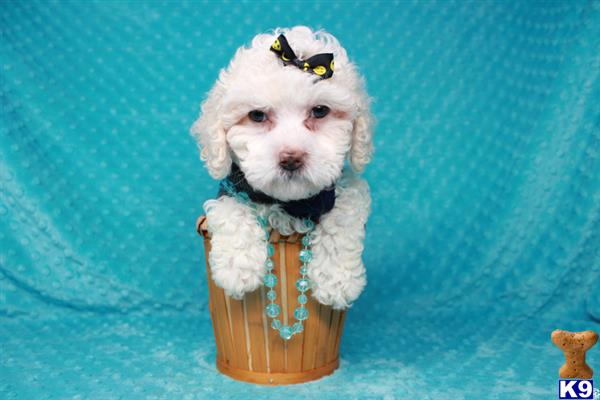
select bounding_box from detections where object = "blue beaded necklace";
[219,179,314,340]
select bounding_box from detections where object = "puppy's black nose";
[279,150,305,171]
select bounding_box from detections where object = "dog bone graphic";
[551,329,598,379]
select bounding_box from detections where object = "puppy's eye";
[248,110,267,123]
[311,105,330,119]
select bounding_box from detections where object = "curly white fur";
[203,171,370,309]
[191,26,373,196]
[193,26,374,309]
[203,196,267,299]
[308,173,371,309]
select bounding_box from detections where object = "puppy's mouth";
[279,166,304,180]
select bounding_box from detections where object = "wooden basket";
[197,216,346,385]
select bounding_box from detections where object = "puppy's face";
[193,27,373,202]
[221,69,355,201]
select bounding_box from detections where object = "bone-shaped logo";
[551,329,598,379]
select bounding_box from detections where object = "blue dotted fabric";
[1,1,599,399]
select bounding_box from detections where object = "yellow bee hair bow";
[270,34,334,80]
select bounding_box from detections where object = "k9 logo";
[558,380,594,399]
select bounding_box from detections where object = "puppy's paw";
[310,268,366,310]
[204,196,267,299]
[308,172,371,309]
[209,251,264,299]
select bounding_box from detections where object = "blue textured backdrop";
[1,1,599,399]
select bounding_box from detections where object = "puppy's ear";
[190,84,232,179]
[348,102,374,173]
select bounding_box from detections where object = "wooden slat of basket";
[284,238,304,372]
[202,233,227,363]
[203,242,225,362]
[208,299,223,359]
[333,311,346,358]
[207,264,235,366]
[265,241,286,372]
[225,296,249,370]
[314,305,333,367]
[326,310,342,363]
[301,295,321,371]
[244,289,268,372]
[278,241,290,371]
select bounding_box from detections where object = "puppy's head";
[192,26,373,201]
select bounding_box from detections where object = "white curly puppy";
[191,26,373,310]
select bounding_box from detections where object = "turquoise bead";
[295,278,310,292]
[294,306,308,321]
[299,249,312,263]
[257,216,268,228]
[279,325,293,340]
[265,303,280,318]
[238,192,250,203]
[265,259,274,270]
[220,180,234,194]
[267,290,277,301]
[299,266,307,275]
[271,319,281,330]
[301,235,311,246]
[297,294,307,305]
[263,273,277,288]
[267,243,275,257]
[292,322,304,333]
[303,219,315,230]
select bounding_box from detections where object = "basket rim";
[196,215,305,244]
[216,356,339,385]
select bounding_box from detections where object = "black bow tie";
[270,34,334,80]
